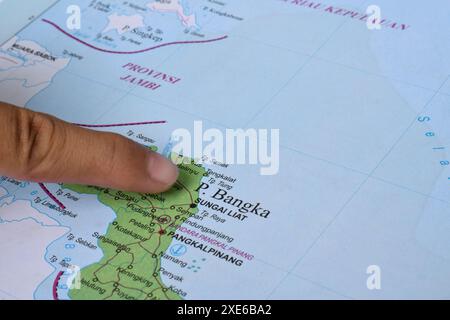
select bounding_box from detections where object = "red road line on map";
[39,183,66,210]
[52,271,64,300]
[71,120,167,128]
[41,18,228,55]
[38,121,167,209]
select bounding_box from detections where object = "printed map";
[1,0,450,299]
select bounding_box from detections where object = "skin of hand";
[0,102,179,193]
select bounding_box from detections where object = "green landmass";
[67,155,206,300]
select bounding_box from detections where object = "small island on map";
[67,154,206,300]
[148,0,197,29]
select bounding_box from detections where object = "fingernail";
[147,152,179,187]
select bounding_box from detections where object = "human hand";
[0,102,178,193]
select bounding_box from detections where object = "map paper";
[1,0,450,300]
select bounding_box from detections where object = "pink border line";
[41,18,228,55]
[71,120,167,128]
[39,183,66,210]
[52,270,64,300]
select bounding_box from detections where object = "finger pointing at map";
[0,102,179,193]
